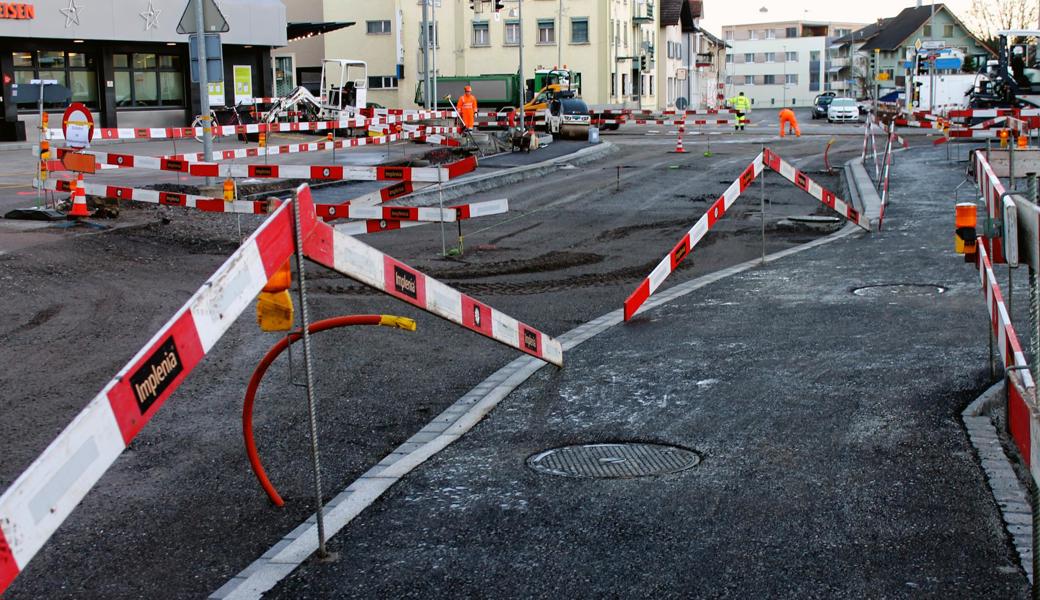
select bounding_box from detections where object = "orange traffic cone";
[67,174,90,219]
[672,124,686,153]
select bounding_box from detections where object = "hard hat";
[464,85,472,92]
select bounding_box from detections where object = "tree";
[967,0,1039,44]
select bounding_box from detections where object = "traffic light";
[640,55,648,72]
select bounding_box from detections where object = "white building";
[659,0,727,110]
[721,20,864,109]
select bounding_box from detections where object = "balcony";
[633,0,654,23]
[695,52,714,67]
[829,57,850,68]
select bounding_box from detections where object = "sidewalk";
[266,144,1029,597]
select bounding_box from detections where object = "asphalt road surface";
[1,123,1009,598]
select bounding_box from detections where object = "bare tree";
[968,0,1039,41]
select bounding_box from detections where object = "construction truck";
[415,68,582,114]
[968,30,1040,109]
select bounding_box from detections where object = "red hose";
[824,138,836,175]
[243,315,412,506]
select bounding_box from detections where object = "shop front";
[0,0,286,141]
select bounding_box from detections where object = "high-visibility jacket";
[457,93,479,129]
[729,95,751,112]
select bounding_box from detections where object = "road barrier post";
[1031,174,1040,389]
[760,152,766,265]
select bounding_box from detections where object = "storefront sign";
[0,3,35,19]
[233,65,252,105]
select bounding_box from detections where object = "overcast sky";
[699,0,974,34]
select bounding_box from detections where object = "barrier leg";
[760,162,766,265]
[291,190,330,560]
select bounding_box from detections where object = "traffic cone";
[67,174,90,219]
[671,124,686,153]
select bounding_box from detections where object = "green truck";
[415,69,582,111]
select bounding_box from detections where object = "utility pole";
[928,0,935,111]
[432,0,438,109]
[557,0,563,68]
[518,0,525,108]
[422,0,430,110]
[193,0,213,176]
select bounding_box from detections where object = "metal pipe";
[422,0,431,110]
[194,0,214,185]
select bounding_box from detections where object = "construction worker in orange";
[457,85,478,130]
[779,107,801,138]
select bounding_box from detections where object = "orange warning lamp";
[256,259,294,332]
[1018,134,1028,149]
[223,178,235,202]
[39,139,49,180]
[258,131,267,148]
[326,132,334,142]
[1000,128,1010,148]
[955,203,978,255]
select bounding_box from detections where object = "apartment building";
[659,0,727,110]
[721,20,865,108]
[321,0,661,110]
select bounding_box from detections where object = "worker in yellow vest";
[728,91,751,132]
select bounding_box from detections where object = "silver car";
[827,97,859,123]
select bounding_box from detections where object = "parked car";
[827,97,860,123]
[811,93,835,119]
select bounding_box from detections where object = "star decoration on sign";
[139,1,161,31]
[60,0,82,28]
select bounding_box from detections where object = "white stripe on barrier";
[36,178,270,215]
[332,199,509,235]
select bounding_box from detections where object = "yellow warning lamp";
[258,131,267,148]
[1018,134,1028,149]
[39,139,49,180]
[256,259,294,332]
[955,203,978,255]
[223,178,235,202]
[1000,128,1010,148]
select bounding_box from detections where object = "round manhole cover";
[527,443,701,478]
[851,283,947,297]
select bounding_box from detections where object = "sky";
[699,0,974,35]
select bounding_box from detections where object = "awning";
[827,65,845,72]
[287,21,355,43]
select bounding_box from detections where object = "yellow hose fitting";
[380,315,417,331]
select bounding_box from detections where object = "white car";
[827,98,859,123]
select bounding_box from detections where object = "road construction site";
[0,110,1032,598]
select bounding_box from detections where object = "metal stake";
[290,190,328,558]
[760,161,766,265]
[1033,479,1039,599]
[438,182,447,257]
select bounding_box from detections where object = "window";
[368,76,398,89]
[923,25,932,37]
[834,28,850,37]
[764,74,776,84]
[725,75,734,84]
[943,24,954,37]
[505,20,520,45]
[421,22,439,48]
[472,21,489,46]
[571,18,589,44]
[749,30,757,40]
[113,52,183,107]
[785,27,797,37]
[766,29,776,39]
[726,53,734,64]
[765,52,776,62]
[366,20,391,35]
[744,53,754,63]
[13,50,98,108]
[538,19,555,44]
[810,51,820,61]
[725,30,734,41]
[786,51,798,62]
[786,74,798,84]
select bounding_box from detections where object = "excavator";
[259,59,370,124]
[969,30,1040,109]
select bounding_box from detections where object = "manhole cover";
[527,443,701,478]
[851,283,947,297]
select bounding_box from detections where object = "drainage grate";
[527,443,701,479]
[851,283,947,298]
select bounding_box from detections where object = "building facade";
[0,0,286,141]
[659,0,726,111]
[832,4,993,101]
[321,0,662,110]
[721,20,865,108]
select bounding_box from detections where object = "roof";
[695,26,729,49]
[287,21,354,43]
[661,0,701,31]
[660,0,684,25]
[848,4,993,55]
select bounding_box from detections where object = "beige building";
[319,0,662,110]
[659,0,727,111]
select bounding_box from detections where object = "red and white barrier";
[623,154,764,321]
[333,199,509,235]
[37,178,270,215]
[975,151,1008,264]
[0,184,559,595]
[69,151,477,182]
[624,148,870,321]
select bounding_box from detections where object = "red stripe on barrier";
[106,185,132,201]
[1009,382,1032,464]
[383,256,427,306]
[367,220,402,233]
[249,165,280,178]
[254,205,299,278]
[106,311,206,444]
[159,191,187,207]
[189,163,220,178]
[194,199,224,212]
[462,296,494,336]
[309,165,343,180]
[624,280,651,322]
[0,528,17,595]
[447,156,478,179]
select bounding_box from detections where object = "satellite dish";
[675,97,689,110]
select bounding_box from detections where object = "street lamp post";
[782,45,787,107]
